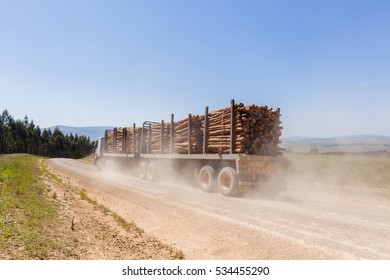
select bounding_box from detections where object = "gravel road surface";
[48,158,390,259]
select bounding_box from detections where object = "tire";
[218,167,240,197]
[147,162,158,181]
[139,162,148,180]
[198,165,217,192]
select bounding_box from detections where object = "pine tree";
[0,110,96,158]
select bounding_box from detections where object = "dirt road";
[48,158,390,260]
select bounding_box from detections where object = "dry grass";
[286,153,390,190]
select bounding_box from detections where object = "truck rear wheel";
[139,162,148,180]
[218,167,240,196]
[198,165,217,192]
[147,162,158,181]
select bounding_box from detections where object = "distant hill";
[281,135,390,154]
[282,135,390,144]
[46,125,113,141]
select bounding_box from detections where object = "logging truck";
[95,100,288,197]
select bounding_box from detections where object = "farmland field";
[285,153,390,191]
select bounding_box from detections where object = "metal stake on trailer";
[170,114,175,154]
[188,113,192,155]
[230,99,235,154]
[203,106,209,154]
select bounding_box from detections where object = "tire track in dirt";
[48,158,390,259]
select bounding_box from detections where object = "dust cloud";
[97,158,199,192]
[95,153,390,214]
[276,154,390,214]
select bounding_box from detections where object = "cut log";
[105,101,283,156]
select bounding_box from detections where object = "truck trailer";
[95,100,288,197]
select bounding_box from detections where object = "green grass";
[41,160,63,183]
[1,154,184,260]
[79,189,145,235]
[0,154,58,259]
[286,153,390,189]
[77,153,95,165]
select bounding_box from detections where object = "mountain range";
[282,134,390,143]
[281,134,390,154]
[46,125,113,141]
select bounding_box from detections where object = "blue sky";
[1,0,389,137]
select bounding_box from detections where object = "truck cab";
[94,137,105,165]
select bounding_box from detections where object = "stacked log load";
[105,130,114,153]
[125,126,142,154]
[105,127,142,154]
[105,128,124,153]
[149,115,203,154]
[115,128,124,153]
[203,103,282,156]
[104,101,282,156]
[173,115,203,154]
[149,122,171,154]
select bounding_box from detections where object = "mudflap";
[236,154,288,196]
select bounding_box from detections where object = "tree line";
[0,110,96,159]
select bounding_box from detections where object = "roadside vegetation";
[0,154,59,259]
[0,110,95,159]
[0,154,183,260]
[77,153,95,164]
